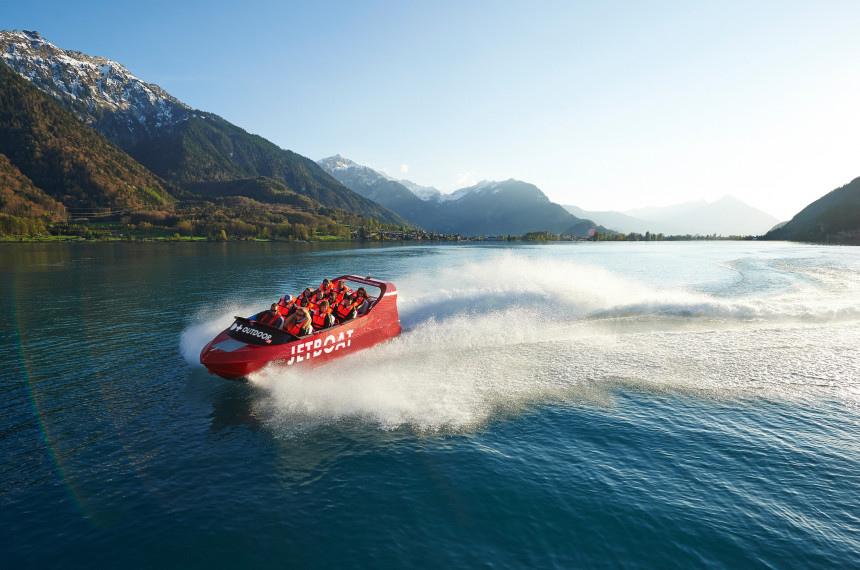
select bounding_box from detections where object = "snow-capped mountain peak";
[318,154,360,171]
[19,29,47,48]
[1,29,186,112]
[399,179,442,201]
[0,29,192,144]
[317,155,402,182]
[317,154,395,189]
[443,179,516,201]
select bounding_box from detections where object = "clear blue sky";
[6,1,860,219]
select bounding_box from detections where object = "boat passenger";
[316,278,334,297]
[326,290,339,308]
[300,287,314,304]
[311,288,326,306]
[284,308,312,336]
[333,280,352,302]
[289,294,305,311]
[277,294,295,317]
[311,300,336,331]
[353,287,371,315]
[334,293,358,322]
[302,292,318,313]
[253,303,285,329]
[297,295,312,311]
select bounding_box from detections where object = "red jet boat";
[200,275,401,380]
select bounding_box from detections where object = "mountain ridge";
[318,155,609,237]
[0,29,192,147]
[0,29,408,227]
[0,53,399,240]
[0,62,174,215]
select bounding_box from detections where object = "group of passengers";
[251,278,371,337]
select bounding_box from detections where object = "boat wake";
[182,253,860,435]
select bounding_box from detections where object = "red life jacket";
[335,299,358,320]
[333,282,352,301]
[317,281,334,297]
[287,317,308,336]
[299,290,314,306]
[277,297,294,316]
[311,308,332,329]
[260,311,282,327]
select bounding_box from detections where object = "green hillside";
[0,63,173,214]
[117,112,409,226]
[0,31,410,230]
[0,64,405,240]
[764,177,860,244]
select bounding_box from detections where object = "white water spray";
[182,252,860,433]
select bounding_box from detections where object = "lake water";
[2,240,859,568]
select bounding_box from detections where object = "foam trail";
[395,253,860,325]
[249,308,580,434]
[185,252,860,433]
[396,254,699,326]
[250,311,860,436]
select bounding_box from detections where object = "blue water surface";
[1,241,858,568]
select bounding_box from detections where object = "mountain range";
[0,29,606,238]
[317,155,607,237]
[0,29,407,228]
[564,196,781,236]
[0,61,358,240]
[1,29,857,242]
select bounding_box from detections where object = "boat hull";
[200,275,401,380]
